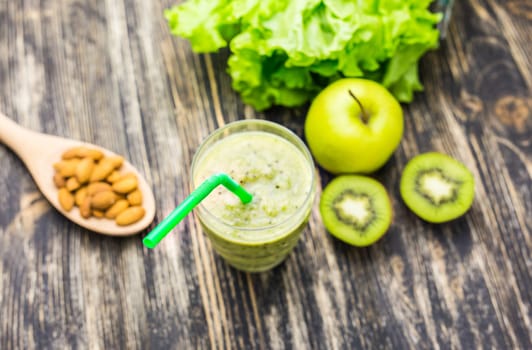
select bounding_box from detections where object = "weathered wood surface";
[0,0,530,349]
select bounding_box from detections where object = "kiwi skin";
[400,152,475,223]
[319,175,393,247]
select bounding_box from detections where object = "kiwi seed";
[319,175,392,247]
[400,152,475,223]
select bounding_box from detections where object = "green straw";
[143,173,252,249]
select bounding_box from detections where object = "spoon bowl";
[0,112,156,236]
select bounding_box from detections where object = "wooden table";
[1,1,530,348]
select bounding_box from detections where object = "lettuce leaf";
[166,0,441,111]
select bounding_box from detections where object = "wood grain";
[1,0,530,349]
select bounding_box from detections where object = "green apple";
[304,78,404,174]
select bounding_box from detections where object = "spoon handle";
[0,112,32,148]
[0,112,51,161]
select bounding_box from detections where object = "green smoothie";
[191,120,315,272]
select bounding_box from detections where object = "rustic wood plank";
[0,0,530,349]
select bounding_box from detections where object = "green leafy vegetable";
[166,0,441,111]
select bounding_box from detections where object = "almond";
[92,210,105,218]
[127,189,143,206]
[56,159,80,177]
[62,146,104,160]
[82,149,104,161]
[75,186,88,207]
[115,206,145,226]
[91,191,116,210]
[107,155,124,169]
[105,199,130,219]
[53,173,66,188]
[75,157,94,184]
[58,188,74,211]
[87,182,113,195]
[62,146,86,160]
[66,177,81,192]
[80,197,92,218]
[53,162,63,172]
[112,176,138,194]
[114,172,136,182]
[106,171,121,183]
[90,158,116,182]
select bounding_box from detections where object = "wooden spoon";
[0,112,156,236]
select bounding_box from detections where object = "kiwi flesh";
[320,175,392,247]
[400,152,475,223]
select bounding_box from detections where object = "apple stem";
[348,90,369,124]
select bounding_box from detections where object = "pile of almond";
[53,146,145,226]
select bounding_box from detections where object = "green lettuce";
[166,0,441,111]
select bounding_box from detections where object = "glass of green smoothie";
[191,119,316,272]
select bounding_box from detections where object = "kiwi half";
[320,175,392,247]
[400,152,475,223]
